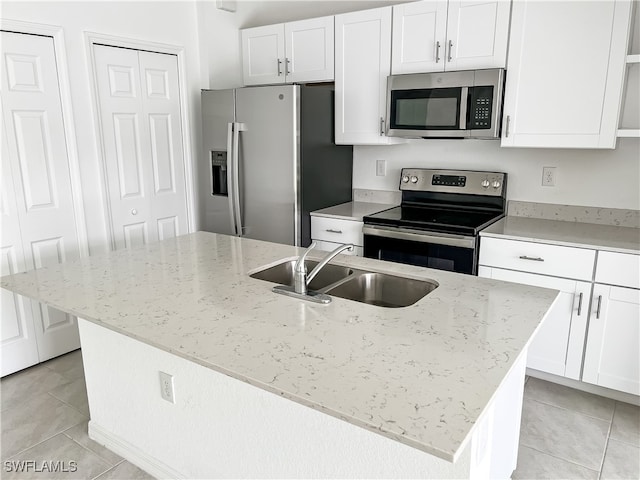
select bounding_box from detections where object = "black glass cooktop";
[364,206,503,236]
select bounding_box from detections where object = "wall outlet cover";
[376,159,387,176]
[159,371,175,404]
[542,166,556,187]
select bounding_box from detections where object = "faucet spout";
[306,243,354,286]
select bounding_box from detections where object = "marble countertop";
[0,232,558,462]
[481,216,640,255]
[310,201,397,221]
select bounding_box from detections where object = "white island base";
[80,319,527,479]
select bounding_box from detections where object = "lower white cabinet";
[478,267,590,380]
[480,235,640,397]
[582,273,640,396]
[311,216,363,256]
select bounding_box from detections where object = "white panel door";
[242,24,286,86]
[1,116,39,375]
[285,16,334,83]
[138,51,188,242]
[0,31,81,370]
[94,45,188,250]
[583,284,640,395]
[446,0,510,71]
[391,0,448,74]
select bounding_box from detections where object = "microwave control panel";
[468,86,494,129]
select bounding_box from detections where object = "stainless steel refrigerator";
[200,84,353,246]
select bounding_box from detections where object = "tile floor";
[1,350,639,479]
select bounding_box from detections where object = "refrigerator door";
[200,89,236,235]
[235,85,300,245]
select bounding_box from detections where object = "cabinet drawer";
[596,251,640,289]
[479,237,595,280]
[311,217,363,246]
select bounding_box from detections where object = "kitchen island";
[0,232,559,479]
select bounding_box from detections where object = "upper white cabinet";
[501,0,634,149]
[242,16,334,86]
[335,7,401,145]
[391,0,511,74]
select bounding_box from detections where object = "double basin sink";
[250,259,438,308]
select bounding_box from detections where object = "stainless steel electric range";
[363,169,507,275]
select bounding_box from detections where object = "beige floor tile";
[601,438,640,479]
[512,445,599,479]
[3,433,111,479]
[42,350,85,382]
[610,401,640,447]
[1,364,71,413]
[49,377,89,416]
[519,398,610,471]
[63,421,122,466]
[94,461,155,479]
[524,377,616,421]
[1,392,87,460]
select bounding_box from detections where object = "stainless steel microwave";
[386,69,505,139]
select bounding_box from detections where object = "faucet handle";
[294,242,316,273]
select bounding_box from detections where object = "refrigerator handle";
[226,122,238,235]
[231,122,246,236]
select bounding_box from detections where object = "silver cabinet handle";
[277,59,283,76]
[285,58,290,76]
[505,115,511,137]
[326,229,343,234]
[595,295,602,319]
[519,255,544,262]
[448,40,453,62]
[577,292,583,315]
[131,209,138,215]
[435,41,441,63]
[380,117,385,136]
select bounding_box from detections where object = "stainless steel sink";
[324,272,438,308]
[250,260,353,291]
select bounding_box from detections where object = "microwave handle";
[460,87,468,130]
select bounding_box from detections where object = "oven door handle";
[363,225,476,249]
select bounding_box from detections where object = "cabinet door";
[445,0,510,71]
[583,284,640,395]
[479,267,590,379]
[242,24,285,86]
[501,0,632,148]
[285,16,334,83]
[335,7,398,145]
[391,0,448,74]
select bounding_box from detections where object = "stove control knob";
[402,175,410,183]
[481,179,490,188]
[492,180,501,189]
[410,175,419,184]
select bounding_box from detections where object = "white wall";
[2,1,205,255]
[353,138,640,210]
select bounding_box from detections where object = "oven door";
[363,225,478,275]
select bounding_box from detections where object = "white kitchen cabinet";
[501,0,634,148]
[335,7,402,145]
[311,216,364,256]
[478,267,591,380]
[391,0,511,74]
[582,252,640,396]
[242,16,334,86]
[478,237,597,379]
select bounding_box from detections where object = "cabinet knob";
[131,209,138,215]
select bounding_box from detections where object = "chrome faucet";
[293,242,354,295]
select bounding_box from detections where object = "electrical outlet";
[376,159,387,176]
[542,167,556,187]
[159,371,175,404]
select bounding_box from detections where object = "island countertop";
[0,232,558,462]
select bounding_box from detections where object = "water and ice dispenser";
[211,151,228,196]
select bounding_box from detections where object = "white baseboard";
[526,368,640,406]
[88,421,185,479]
